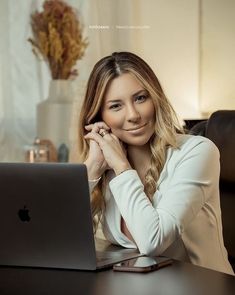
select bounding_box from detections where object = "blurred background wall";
[0,0,234,161]
[200,0,235,113]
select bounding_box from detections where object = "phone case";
[113,257,173,273]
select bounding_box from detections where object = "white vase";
[36,80,75,151]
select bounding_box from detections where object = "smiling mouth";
[124,124,147,131]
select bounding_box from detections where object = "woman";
[77,51,233,275]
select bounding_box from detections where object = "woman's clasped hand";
[84,122,131,177]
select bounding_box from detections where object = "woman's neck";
[127,144,152,172]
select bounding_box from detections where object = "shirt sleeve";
[108,137,220,255]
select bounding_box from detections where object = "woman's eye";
[135,95,147,102]
[109,103,121,110]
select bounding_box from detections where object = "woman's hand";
[84,127,132,176]
[84,122,110,180]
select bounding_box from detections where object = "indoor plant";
[28,0,88,79]
[28,0,88,157]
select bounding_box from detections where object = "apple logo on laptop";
[18,206,31,222]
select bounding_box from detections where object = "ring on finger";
[100,130,110,137]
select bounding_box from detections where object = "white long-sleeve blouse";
[89,134,234,275]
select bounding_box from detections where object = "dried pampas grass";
[28,0,88,79]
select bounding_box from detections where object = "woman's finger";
[99,128,111,137]
[85,122,110,131]
[85,130,117,148]
[84,131,107,147]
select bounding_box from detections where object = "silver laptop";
[0,162,142,270]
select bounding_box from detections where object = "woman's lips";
[124,123,147,134]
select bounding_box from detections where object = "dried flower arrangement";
[28,0,88,79]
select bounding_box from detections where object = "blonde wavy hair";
[77,52,184,231]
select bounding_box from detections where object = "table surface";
[0,239,235,295]
[1,260,235,295]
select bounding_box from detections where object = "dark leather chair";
[190,110,235,270]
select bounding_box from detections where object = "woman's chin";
[121,136,151,146]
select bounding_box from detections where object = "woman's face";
[101,73,155,146]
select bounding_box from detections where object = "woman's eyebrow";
[132,89,146,96]
[106,89,146,103]
[106,98,122,103]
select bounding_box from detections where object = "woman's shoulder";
[165,134,220,166]
[175,133,219,154]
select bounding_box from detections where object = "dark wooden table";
[1,258,235,295]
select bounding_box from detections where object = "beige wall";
[200,0,235,115]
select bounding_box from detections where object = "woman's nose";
[126,105,141,122]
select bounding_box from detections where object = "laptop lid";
[0,163,98,270]
[0,162,143,270]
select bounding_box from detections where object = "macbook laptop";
[0,162,142,270]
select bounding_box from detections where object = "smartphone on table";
[113,256,173,273]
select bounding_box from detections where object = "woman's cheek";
[104,113,123,130]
